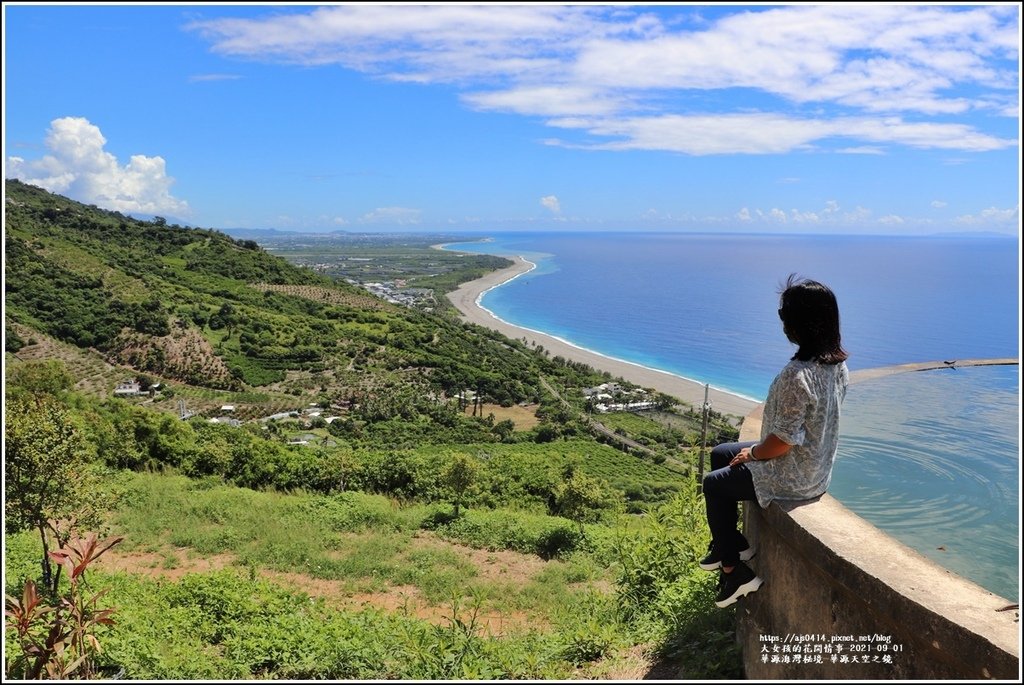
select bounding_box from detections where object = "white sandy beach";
[443,253,759,419]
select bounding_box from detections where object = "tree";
[534,425,559,443]
[6,325,26,352]
[4,394,97,591]
[491,418,516,442]
[654,392,677,411]
[554,463,614,534]
[319,448,358,493]
[9,360,74,396]
[441,452,478,517]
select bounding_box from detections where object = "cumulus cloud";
[5,117,189,215]
[954,205,1020,225]
[791,210,820,223]
[730,201,911,230]
[540,195,561,214]
[844,206,873,223]
[931,200,948,208]
[188,4,1018,155]
[359,206,421,225]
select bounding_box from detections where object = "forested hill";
[3,179,612,416]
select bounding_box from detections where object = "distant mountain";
[218,227,325,239]
[927,230,1017,238]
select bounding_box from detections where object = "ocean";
[443,231,1020,600]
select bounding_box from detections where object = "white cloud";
[359,206,421,224]
[333,216,348,226]
[545,112,1013,155]
[791,210,820,223]
[188,73,242,82]
[732,201,901,229]
[837,146,886,155]
[953,205,1020,225]
[573,4,1017,114]
[844,206,873,223]
[463,86,626,117]
[188,4,1018,156]
[188,5,605,82]
[931,200,948,208]
[540,195,561,214]
[5,117,188,215]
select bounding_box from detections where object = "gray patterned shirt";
[747,359,849,508]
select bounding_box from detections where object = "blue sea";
[444,231,1020,599]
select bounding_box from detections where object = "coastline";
[442,250,758,418]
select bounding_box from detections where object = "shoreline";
[440,247,758,418]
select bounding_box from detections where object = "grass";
[104,470,614,622]
[6,468,738,681]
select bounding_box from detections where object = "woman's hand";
[729,448,756,467]
[730,435,795,466]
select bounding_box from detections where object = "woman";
[701,274,849,608]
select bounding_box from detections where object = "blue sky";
[3,3,1021,234]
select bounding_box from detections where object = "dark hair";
[778,274,848,364]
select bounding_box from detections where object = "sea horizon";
[442,230,1019,398]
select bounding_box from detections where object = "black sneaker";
[714,561,763,608]
[699,541,756,571]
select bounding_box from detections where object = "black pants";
[702,441,758,566]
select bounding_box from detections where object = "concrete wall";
[734,361,1020,680]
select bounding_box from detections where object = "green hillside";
[5,178,561,404]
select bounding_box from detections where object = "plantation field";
[251,282,391,312]
[7,324,127,397]
[463,403,541,430]
[406,439,691,512]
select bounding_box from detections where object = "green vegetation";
[5,181,745,679]
[3,386,740,679]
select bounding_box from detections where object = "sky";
[2,2,1021,235]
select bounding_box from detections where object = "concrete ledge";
[736,359,1020,679]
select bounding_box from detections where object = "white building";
[113,380,143,396]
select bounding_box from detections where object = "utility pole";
[697,383,710,494]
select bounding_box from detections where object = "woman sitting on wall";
[701,274,850,608]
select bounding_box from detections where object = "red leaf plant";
[5,531,124,680]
